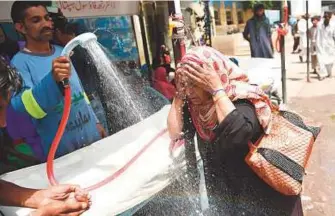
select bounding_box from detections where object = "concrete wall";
[213,2,252,35]
[212,2,254,55]
[244,9,253,22]
[212,33,250,56]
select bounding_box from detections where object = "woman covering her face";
[167,46,303,215]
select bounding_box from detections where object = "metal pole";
[281,35,287,104]
[170,0,186,64]
[138,2,151,74]
[204,1,212,46]
[281,0,287,104]
[306,0,310,82]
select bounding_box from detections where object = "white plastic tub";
[0,105,187,216]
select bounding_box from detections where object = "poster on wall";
[55,1,139,18]
[0,1,139,21]
[70,16,139,62]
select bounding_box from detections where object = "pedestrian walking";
[310,16,320,74]
[298,15,312,63]
[292,20,301,54]
[316,12,335,80]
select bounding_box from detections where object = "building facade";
[212,1,253,35]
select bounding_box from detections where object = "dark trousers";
[293,37,300,52]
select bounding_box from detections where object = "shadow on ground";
[288,78,304,81]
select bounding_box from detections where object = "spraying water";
[134,145,206,216]
[93,28,124,52]
[80,37,208,214]
[82,40,145,131]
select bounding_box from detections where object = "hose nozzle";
[61,32,98,57]
[59,33,97,88]
[61,78,70,88]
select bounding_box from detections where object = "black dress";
[184,99,303,216]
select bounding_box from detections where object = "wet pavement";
[217,33,335,215]
[276,34,335,216]
[288,94,335,216]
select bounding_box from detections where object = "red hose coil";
[47,86,72,186]
[46,86,169,191]
[47,18,189,189]
[275,6,289,53]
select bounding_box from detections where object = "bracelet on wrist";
[211,88,225,96]
[213,94,227,103]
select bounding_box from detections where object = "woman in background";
[152,66,176,101]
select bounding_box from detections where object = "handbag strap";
[280,110,321,139]
[257,148,304,183]
[248,134,264,150]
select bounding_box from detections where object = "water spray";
[46,32,169,191]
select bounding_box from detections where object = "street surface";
[215,33,335,215]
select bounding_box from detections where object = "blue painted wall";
[69,16,139,62]
[0,15,139,63]
[0,23,21,40]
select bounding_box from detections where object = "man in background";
[51,9,109,134]
[243,3,273,58]
[309,16,320,74]
[297,15,312,63]
[316,12,335,81]
[291,19,301,54]
[0,26,20,62]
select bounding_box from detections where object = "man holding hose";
[8,1,106,161]
[0,57,90,215]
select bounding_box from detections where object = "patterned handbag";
[245,110,321,195]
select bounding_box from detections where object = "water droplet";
[302,195,312,201]
[306,204,314,210]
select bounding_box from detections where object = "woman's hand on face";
[175,69,187,100]
[183,63,223,93]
